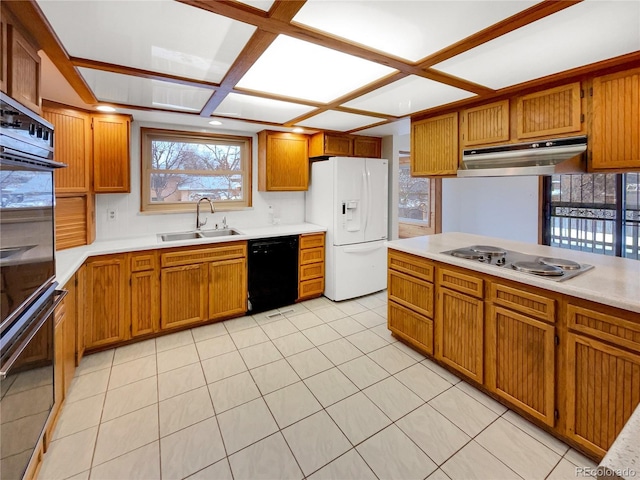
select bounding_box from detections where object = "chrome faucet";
[196,197,215,230]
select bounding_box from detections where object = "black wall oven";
[1,92,66,480]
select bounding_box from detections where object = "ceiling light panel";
[292,1,538,62]
[36,1,256,83]
[235,35,396,103]
[434,0,640,90]
[78,68,213,112]
[298,110,383,131]
[343,76,475,116]
[213,93,316,123]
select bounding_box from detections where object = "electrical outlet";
[107,208,117,221]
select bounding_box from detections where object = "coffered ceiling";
[15,0,640,135]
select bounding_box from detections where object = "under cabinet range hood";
[458,136,587,177]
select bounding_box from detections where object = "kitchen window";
[398,156,441,238]
[542,173,639,259]
[141,128,252,212]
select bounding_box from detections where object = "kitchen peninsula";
[386,232,640,463]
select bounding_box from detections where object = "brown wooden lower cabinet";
[387,248,640,461]
[209,257,247,320]
[486,304,555,426]
[160,263,209,330]
[435,286,484,383]
[298,233,325,301]
[131,269,160,337]
[84,255,129,349]
[565,333,640,458]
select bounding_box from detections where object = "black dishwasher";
[247,235,299,314]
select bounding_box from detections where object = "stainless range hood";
[457,136,587,177]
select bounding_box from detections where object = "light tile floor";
[38,292,598,480]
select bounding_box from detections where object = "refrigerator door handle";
[362,165,368,234]
[343,243,384,254]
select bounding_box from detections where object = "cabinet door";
[591,68,640,170]
[516,83,582,139]
[76,264,86,364]
[411,113,459,176]
[388,270,434,318]
[435,287,484,383]
[209,258,247,320]
[93,115,131,193]
[131,270,160,337]
[161,263,208,330]
[461,100,510,146]
[565,333,640,457]
[323,134,353,156]
[8,25,40,112]
[486,305,555,426]
[0,15,7,93]
[353,136,381,158]
[85,256,128,349]
[258,131,309,191]
[43,105,92,193]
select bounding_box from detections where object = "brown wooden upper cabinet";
[42,104,92,194]
[590,68,640,171]
[411,112,459,176]
[461,100,510,147]
[516,83,583,140]
[309,132,382,158]
[93,114,131,193]
[258,130,309,191]
[1,5,41,112]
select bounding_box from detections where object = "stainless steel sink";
[158,229,241,242]
[199,229,241,238]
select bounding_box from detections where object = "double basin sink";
[158,228,242,242]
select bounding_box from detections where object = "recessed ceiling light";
[96,105,116,112]
[209,120,222,126]
[292,127,304,133]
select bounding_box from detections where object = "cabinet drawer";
[300,233,325,249]
[299,277,324,299]
[490,282,555,323]
[388,270,434,318]
[300,262,324,282]
[161,242,246,267]
[567,303,640,353]
[388,250,434,283]
[300,247,324,265]
[389,301,433,355]
[437,267,483,298]
[130,251,157,272]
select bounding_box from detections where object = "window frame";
[140,127,252,213]
[540,173,639,259]
[398,155,442,238]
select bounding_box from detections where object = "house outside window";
[141,128,252,212]
[542,173,639,259]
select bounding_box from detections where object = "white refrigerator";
[306,157,389,301]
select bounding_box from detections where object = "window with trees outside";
[398,156,441,238]
[542,173,639,259]
[141,128,251,212]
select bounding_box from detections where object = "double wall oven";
[1,92,66,480]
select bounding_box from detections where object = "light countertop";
[386,232,640,314]
[55,223,326,287]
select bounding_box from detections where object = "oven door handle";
[0,289,68,379]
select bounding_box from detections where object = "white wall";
[95,122,306,241]
[441,176,539,243]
